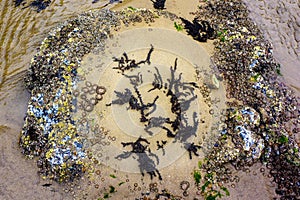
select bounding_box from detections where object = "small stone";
[180,181,190,190]
[211,74,220,89]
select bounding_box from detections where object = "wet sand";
[243,0,300,96]
[0,0,298,200]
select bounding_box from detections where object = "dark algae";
[14,0,51,12]
[112,45,154,74]
[180,17,215,42]
[109,46,199,142]
[185,142,202,160]
[151,0,166,10]
[109,45,202,182]
[116,137,162,180]
[29,0,51,12]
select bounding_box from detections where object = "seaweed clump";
[116,137,162,180]
[151,0,167,10]
[14,0,51,12]
[180,17,216,42]
[29,0,51,12]
[108,45,201,181]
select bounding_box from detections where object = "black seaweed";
[14,0,51,12]
[112,45,154,74]
[147,58,198,139]
[148,67,163,92]
[185,142,202,160]
[116,137,162,180]
[123,72,143,86]
[151,0,166,10]
[180,17,215,42]
[129,86,159,122]
[156,140,167,155]
[29,0,51,12]
[42,183,52,187]
[173,112,198,143]
[111,45,201,167]
[14,0,26,6]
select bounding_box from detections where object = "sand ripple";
[243,0,300,95]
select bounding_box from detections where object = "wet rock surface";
[191,1,299,199]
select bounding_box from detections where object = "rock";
[210,74,220,89]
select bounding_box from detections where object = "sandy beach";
[0,0,299,200]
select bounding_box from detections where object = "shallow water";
[0,0,298,199]
[76,25,225,173]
